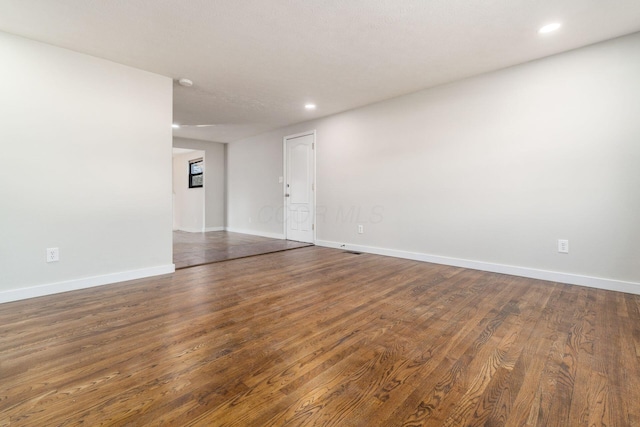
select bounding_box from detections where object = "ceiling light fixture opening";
[538,22,562,34]
[178,78,193,87]
[172,124,180,129]
[305,104,316,110]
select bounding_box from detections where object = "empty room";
[1,1,639,426]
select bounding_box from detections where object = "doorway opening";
[172,148,205,232]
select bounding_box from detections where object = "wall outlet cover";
[558,239,569,254]
[46,247,59,262]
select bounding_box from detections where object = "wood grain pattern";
[1,246,639,426]
[173,230,311,269]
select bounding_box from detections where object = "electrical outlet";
[46,247,59,262]
[558,239,569,254]
[358,225,364,234]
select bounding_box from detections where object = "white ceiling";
[1,1,640,143]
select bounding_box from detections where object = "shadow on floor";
[173,230,313,269]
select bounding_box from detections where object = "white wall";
[227,136,284,238]
[172,150,205,232]
[226,32,640,291]
[0,32,174,302]
[173,137,225,230]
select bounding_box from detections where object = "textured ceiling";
[1,0,640,143]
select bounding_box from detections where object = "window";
[189,159,203,188]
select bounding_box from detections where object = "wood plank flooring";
[1,246,639,426]
[173,230,312,269]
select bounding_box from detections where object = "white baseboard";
[225,227,285,240]
[316,240,640,296]
[174,226,224,233]
[0,264,175,304]
[174,227,204,233]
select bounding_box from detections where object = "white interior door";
[285,133,315,243]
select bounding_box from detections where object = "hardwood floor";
[173,230,312,269]
[1,246,639,426]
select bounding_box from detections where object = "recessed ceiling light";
[172,124,180,128]
[538,22,562,34]
[178,78,193,87]
[305,104,316,110]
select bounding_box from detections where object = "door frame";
[283,130,316,243]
